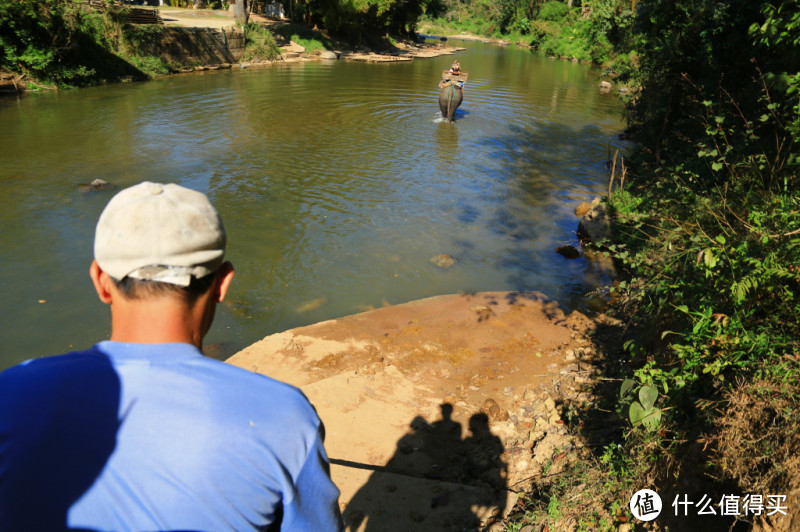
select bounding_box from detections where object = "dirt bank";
[227,291,618,530]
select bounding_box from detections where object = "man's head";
[90,182,234,346]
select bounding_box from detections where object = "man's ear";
[214,261,235,303]
[90,260,114,304]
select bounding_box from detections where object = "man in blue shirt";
[0,182,343,531]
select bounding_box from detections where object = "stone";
[319,50,338,60]
[430,254,456,268]
[544,397,556,411]
[574,201,592,217]
[577,203,612,243]
[555,245,581,259]
[481,398,509,422]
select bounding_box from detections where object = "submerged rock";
[555,245,581,259]
[430,254,456,268]
[79,178,115,192]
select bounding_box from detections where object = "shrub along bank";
[0,0,280,89]
[505,0,800,529]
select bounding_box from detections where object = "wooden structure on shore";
[88,1,163,24]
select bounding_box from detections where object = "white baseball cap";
[94,182,226,287]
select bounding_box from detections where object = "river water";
[0,39,627,370]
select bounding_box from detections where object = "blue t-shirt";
[0,341,343,531]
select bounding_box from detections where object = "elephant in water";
[439,83,463,123]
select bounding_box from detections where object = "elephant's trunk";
[446,84,456,122]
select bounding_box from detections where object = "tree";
[234,0,250,24]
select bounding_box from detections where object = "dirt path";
[227,291,608,530]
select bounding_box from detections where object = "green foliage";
[538,1,569,22]
[270,22,334,52]
[619,380,662,432]
[242,21,282,60]
[0,0,177,86]
[419,0,637,66]
[0,0,103,85]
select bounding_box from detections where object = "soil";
[227,291,619,530]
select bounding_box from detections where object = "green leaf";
[715,235,726,245]
[704,248,717,268]
[629,402,646,424]
[620,378,636,399]
[711,162,724,171]
[642,410,662,432]
[639,385,658,410]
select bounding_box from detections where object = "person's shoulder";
[0,346,116,401]
[187,356,319,416]
[0,346,109,378]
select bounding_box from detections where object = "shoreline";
[226,290,619,528]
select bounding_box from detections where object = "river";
[0,39,627,370]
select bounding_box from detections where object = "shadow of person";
[462,413,508,527]
[342,404,508,531]
[0,350,120,531]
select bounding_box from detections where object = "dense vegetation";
[608,0,799,515]
[0,0,281,88]
[502,0,800,529]
[0,0,161,87]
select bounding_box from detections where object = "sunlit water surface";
[0,39,627,369]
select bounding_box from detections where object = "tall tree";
[234,0,250,24]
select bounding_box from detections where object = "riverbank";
[0,6,465,93]
[227,290,625,530]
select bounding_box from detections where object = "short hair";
[113,273,217,304]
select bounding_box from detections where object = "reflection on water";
[0,40,627,369]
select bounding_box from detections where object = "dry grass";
[713,378,800,530]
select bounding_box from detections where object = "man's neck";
[109,297,206,348]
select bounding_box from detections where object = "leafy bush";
[537,1,569,22]
[242,21,282,60]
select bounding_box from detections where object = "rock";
[544,397,556,411]
[599,80,612,93]
[577,203,612,243]
[555,245,581,259]
[574,201,592,217]
[565,350,576,362]
[90,178,113,190]
[430,254,456,268]
[481,398,509,422]
[79,178,115,192]
[319,50,338,60]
